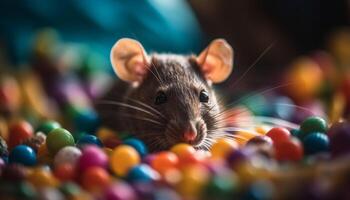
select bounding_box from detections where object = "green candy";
[300,117,327,137]
[46,128,75,154]
[36,121,61,135]
[202,174,236,200]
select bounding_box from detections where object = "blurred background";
[0,0,350,129]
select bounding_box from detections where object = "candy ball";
[247,135,273,146]
[274,137,303,161]
[266,127,291,144]
[27,168,59,188]
[78,145,108,171]
[211,139,239,159]
[201,174,236,200]
[104,182,137,200]
[300,117,327,137]
[123,138,148,157]
[127,164,159,183]
[151,152,179,174]
[226,149,249,168]
[73,109,100,133]
[170,143,200,166]
[177,164,210,197]
[77,134,103,148]
[54,146,82,166]
[2,164,28,181]
[303,132,329,155]
[110,145,140,176]
[81,167,111,192]
[36,120,61,135]
[46,128,75,154]
[9,145,36,166]
[54,163,75,181]
[8,120,34,149]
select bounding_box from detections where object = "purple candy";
[78,145,108,171]
[329,122,350,157]
[104,182,136,200]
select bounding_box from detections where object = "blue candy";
[303,132,329,155]
[9,145,36,166]
[123,138,148,157]
[127,164,158,183]
[76,134,103,147]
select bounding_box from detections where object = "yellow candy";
[177,164,209,197]
[211,138,238,159]
[110,145,140,176]
[235,130,258,146]
[97,127,117,141]
[27,168,59,188]
[255,125,271,135]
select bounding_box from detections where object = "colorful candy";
[76,134,103,148]
[300,116,328,137]
[274,137,303,161]
[265,127,291,144]
[46,128,75,154]
[78,145,108,171]
[302,132,329,155]
[36,120,61,135]
[211,138,239,159]
[123,138,148,157]
[8,120,34,149]
[54,146,82,166]
[81,166,111,192]
[110,145,140,176]
[151,152,179,174]
[9,145,36,166]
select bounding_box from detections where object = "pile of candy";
[0,28,350,200]
[0,116,350,200]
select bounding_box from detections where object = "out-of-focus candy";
[54,146,82,167]
[77,134,103,148]
[81,166,111,192]
[211,138,239,159]
[123,138,148,157]
[46,128,75,154]
[1,164,28,181]
[127,164,159,183]
[328,122,350,157]
[27,167,59,188]
[151,152,179,175]
[300,117,328,138]
[110,145,140,176]
[104,182,137,200]
[170,143,200,166]
[247,135,273,147]
[266,127,290,144]
[54,163,75,181]
[274,137,303,161]
[78,145,108,171]
[9,145,36,166]
[8,120,34,149]
[201,172,236,200]
[36,120,61,135]
[73,109,100,133]
[0,136,8,157]
[177,164,210,197]
[23,132,46,152]
[303,132,329,155]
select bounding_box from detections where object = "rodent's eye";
[199,90,209,103]
[155,91,167,105]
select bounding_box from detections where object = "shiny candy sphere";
[46,128,75,154]
[300,117,327,137]
[151,152,179,174]
[274,137,303,161]
[247,135,273,146]
[127,164,159,183]
[303,132,329,155]
[36,120,61,135]
[78,145,108,171]
[211,139,239,159]
[177,164,210,197]
[77,134,103,148]
[8,120,34,149]
[170,143,200,166]
[9,145,36,166]
[54,146,82,167]
[110,145,140,176]
[123,138,148,157]
[81,167,111,192]
[266,127,291,144]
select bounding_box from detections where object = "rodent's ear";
[110,38,149,83]
[196,39,233,83]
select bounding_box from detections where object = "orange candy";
[8,120,34,149]
[170,143,200,166]
[211,138,239,159]
[151,152,179,174]
[81,167,111,192]
[54,163,75,181]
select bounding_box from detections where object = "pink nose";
[184,131,197,142]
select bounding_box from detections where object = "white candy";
[54,146,82,166]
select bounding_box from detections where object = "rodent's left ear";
[196,39,233,83]
[110,38,150,83]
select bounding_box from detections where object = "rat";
[96,38,234,152]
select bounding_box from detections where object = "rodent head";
[110,38,234,151]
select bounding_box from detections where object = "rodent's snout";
[181,120,207,146]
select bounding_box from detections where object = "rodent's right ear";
[110,38,150,83]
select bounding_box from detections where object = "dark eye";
[155,91,167,105]
[199,90,209,103]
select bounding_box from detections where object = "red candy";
[8,120,34,149]
[151,152,179,174]
[266,127,291,144]
[54,163,75,181]
[274,137,304,161]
